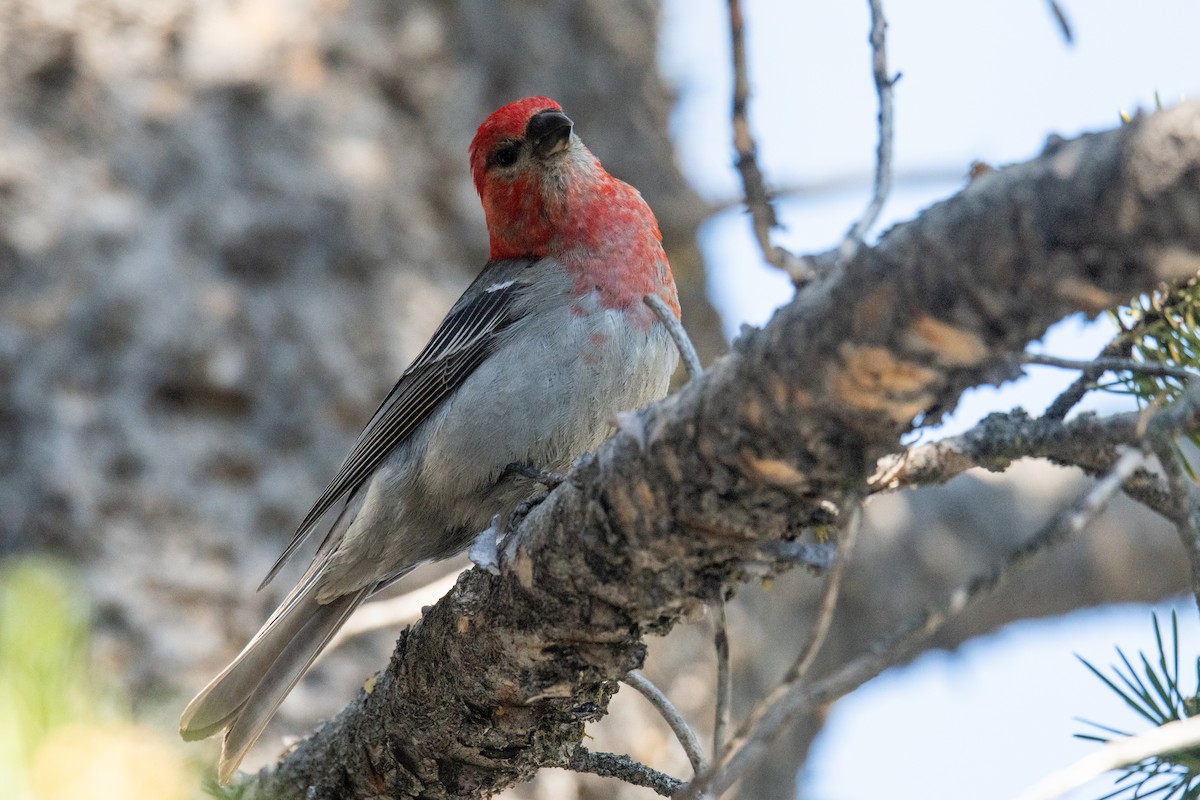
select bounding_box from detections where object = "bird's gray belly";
[321,303,677,593]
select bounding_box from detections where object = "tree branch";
[678,449,1147,800]
[711,593,731,758]
[839,0,897,258]
[681,506,861,798]
[1023,352,1197,381]
[726,0,809,281]
[565,749,683,797]
[623,670,706,775]
[240,103,1200,799]
[1042,333,1135,420]
[1013,716,1200,800]
[1146,380,1200,609]
[870,408,1176,521]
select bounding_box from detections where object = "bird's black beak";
[527,109,574,158]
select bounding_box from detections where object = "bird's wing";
[258,261,535,590]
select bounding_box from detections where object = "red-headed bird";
[179,96,681,782]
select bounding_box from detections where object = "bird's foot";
[502,461,565,489]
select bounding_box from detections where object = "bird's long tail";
[179,579,371,784]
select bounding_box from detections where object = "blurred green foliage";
[1097,278,1200,475]
[0,556,194,800]
[0,556,96,796]
[1106,279,1200,406]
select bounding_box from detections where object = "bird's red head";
[469,96,584,261]
[469,96,563,189]
[468,97,679,320]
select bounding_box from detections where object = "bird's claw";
[502,461,565,489]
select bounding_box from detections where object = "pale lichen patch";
[904,314,988,367]
[830,343,937,423]
[739,448,807,490]
[1152,245,1200,283]
[1053,276,1117,311]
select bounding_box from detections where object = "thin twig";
[678,449,1146,800]
[726,0,808,282]
[645,294,702,381]
[1013,715,1200,800]
[1043,335,1135,421]
[870,408,1177,522]
[839,0,896,259]
[1045,0,1074,45]
[1044,293,1193,420]
[712,591,731,757]
[1143,379,1200,442]
[1147,443,1200,619]
[728,0,776,254]
[623,670,707,775]
[1145,380,1200,611]
[1024,353,1196,382]
[566,749,683,797]
[787,505,860,684]
[679,505,862,800]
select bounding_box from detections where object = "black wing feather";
[258,273,527,590]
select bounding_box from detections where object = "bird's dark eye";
[490,142,520,169]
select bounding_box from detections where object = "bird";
[179,96,681,783]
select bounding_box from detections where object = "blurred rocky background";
[0,1,1186,799]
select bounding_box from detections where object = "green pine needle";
[1096,279,1200,477]
[1076,611,1200,800]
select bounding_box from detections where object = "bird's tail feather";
[179,582,371,784]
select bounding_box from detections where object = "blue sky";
[657,1,1200,797]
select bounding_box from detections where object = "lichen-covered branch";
[243,104,1200,799]
[678,449,1146,800]
[870,409,1176,520]
[566,749,683,797]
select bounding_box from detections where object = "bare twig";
[678,449,1146,800]
[1013,716,1200,800]
[1043,295,1190,421]
[788,506,860,683]
[566,749,683,797]
[1146,380,1200,610]
[1045,0,1074,45]
[1043,335,1135,421]
[727,0,774,252]
[1148,443,1200,614]
[726,0,808,282]
[712,592,731,757]
[1144,378,1200,441]
[679,505,862,800]
[1024,353,1196,382]
[839,0,897,259]
[870,409,1176,522]
[623,670,707,775]
[645,294,702,381]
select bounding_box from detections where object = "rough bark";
[243,104,1200,798]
